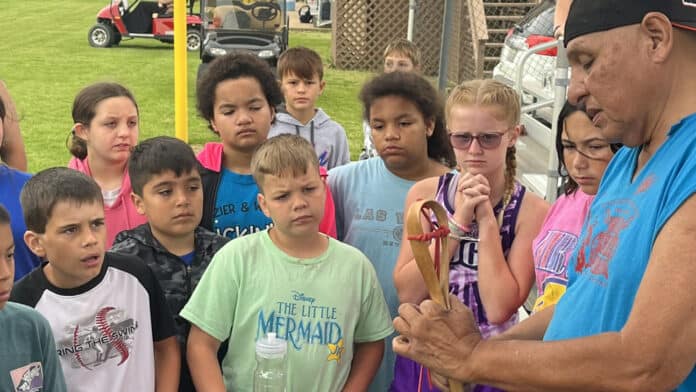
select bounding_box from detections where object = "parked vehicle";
[305,0,332,27]
[492,0,565,200]
[197,0,289,80]
[88,0,203,51]
[493,0,556,137]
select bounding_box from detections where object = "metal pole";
[407,0,416,41]
[437,0,455,93]
[174,0,189,142]
[545,41,569,202]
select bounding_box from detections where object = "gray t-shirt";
[0,302,67,391]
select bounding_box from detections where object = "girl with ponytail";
[66,82,146,247]
[393,79,549,392]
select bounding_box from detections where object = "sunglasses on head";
[448,131,507,150]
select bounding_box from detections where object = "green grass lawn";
[0,0,373,172]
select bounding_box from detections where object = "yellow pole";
[174,0,188,141]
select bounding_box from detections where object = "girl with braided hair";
[393,79,549,392]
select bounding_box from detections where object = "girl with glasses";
[328,72,455,391]
[393,79,549,392]
[532,102,620,313]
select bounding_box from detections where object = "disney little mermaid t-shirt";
[180,230,393,391]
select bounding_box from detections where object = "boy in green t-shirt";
[181,134,393,391]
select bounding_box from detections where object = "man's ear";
[257,193,271,219]
[640,12,674,64]
[131,192,146,216]
[24,231,46,259]
[319,80,326,95]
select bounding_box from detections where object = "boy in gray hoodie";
[269,47,350,169]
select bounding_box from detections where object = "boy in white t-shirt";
[10,168,179,392]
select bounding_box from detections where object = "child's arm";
[341,340,385,392]
[475,191,549,324]
[154,336,180,392]
[188,325,226,391]
[0,81,27,171]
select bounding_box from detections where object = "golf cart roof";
[201,0,287,33]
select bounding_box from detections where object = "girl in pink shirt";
[67,83,146,247]
[532,101,621,312]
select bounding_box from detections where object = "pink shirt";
[68,157,147,248]
[532,190,593,312]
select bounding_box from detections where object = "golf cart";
[197,0,289,80]
[88,0,203,51]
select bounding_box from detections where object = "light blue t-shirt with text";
[328,157,416,392]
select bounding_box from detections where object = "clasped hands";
[452,173,495,227]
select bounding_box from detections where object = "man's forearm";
[464,332,660,392]
[491,305,554,342]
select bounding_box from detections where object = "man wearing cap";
[392,1,696,390]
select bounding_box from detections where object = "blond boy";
[183,135,392,391]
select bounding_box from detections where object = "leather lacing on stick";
[406,199,465,392]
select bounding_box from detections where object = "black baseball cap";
[564,0,696,46]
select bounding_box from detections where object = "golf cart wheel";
[187,28,202,52]
[88,23,113,48]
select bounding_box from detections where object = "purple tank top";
[391,172,525,392]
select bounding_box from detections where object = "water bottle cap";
[256,332,287,358]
